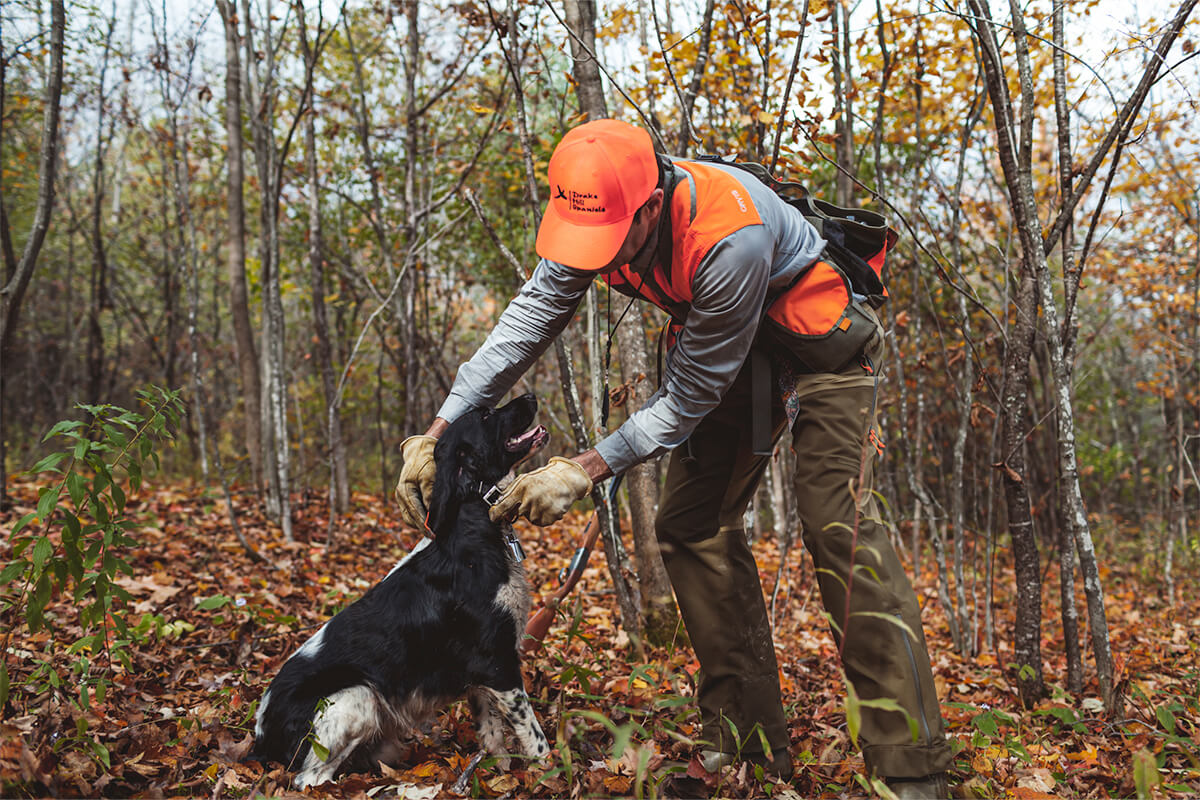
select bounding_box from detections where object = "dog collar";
[503,530,526,563]
[480,482,503,506]
[476,482,525,562]
[422,482,508,540]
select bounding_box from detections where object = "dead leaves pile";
[1,477,1198,798]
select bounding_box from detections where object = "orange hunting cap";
[536,119,658,270]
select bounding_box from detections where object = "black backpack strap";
[630,156,690,323]
[750,347,774,456]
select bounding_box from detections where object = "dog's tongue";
[506,425,548,453]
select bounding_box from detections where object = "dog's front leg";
[468,687,507,755]
[492,687,549,759]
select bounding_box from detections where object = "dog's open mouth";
[505,425,549,457]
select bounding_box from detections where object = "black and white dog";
[252,394,551,788]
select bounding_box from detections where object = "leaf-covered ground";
[2,477,1198,798]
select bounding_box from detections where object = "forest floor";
[1,476,1197,799]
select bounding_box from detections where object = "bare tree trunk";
[830,0,854,206]
[298,5,349,516]
[0,0,64,508]
[1051,0,1083,694]
[155,167,179,392]
[401,0,421,431]
[984,302,1007,658]
[969,45,1041,686]
[868,0,891,182]
[562,0,676,644]
[1166,385,1184,605]
[1000,267,1046,706]
[892,18,928,576]
[242,0,294,540]
[768,443,799,624]
[930,516,962,652]
[1189,196,1200,568]
[561,0,606,120]
[217,0,263,489]
[149,8,211,482]
[614,320,676,642]
[948,83,986,659]
[1038,268,1110,703]
[497,0,642,646]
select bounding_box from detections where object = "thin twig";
[464,188,528,281]
[451,750,488,795]
[793,122,1005,335]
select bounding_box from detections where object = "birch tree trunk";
[401,0,421,429]
[1052,0,1083,694]
[497,0,642,645]
[216,0,263,489]
[966,0,1047,706]
[893,17,928,575]
[299,6,350,515]
[242,0,294,540]
[948,84,986,659]
[562,0,677,645]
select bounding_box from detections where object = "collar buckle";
[481,483,504,506]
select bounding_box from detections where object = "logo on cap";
[556,185,606,214]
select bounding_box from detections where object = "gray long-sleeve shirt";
[437,161,826,476]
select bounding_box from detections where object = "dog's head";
[427,393,548,535]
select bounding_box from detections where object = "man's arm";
[424,418,450,438]
[436,259,594,425]
[572,448,613,483]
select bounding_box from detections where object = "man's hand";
[395,435,438,529]
[488,457,594,526]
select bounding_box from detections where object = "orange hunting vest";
[605,159,891,375]
[603,161,760,323]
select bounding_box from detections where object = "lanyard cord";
[601,172,674,428]
[602,251,656,428]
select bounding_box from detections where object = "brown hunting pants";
[655,332,953,779]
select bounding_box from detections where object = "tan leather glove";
[395,435,437,529]
[488,457,594,526]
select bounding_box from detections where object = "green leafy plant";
[1133,747,1161,800]
[0,386,185,767]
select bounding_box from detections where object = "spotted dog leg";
[491,687,549,759]
[468,687,507,755]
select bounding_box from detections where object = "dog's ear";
[426,465,454,535]
[427,440,480,534]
